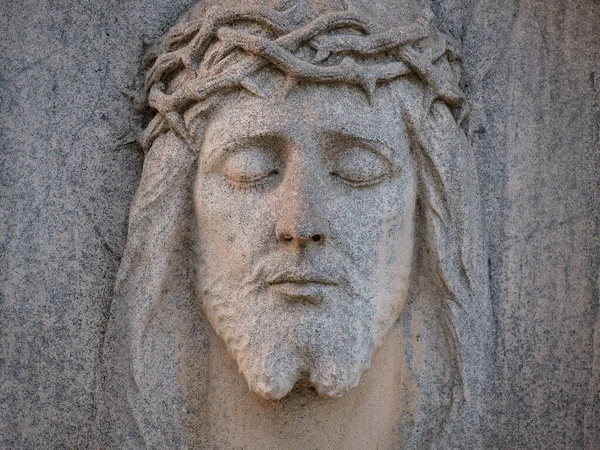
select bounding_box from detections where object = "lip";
[267,274,337,300]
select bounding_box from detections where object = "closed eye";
[330,147,393,187]
[221,147,281,189]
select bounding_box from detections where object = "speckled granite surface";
[1,0,599,448]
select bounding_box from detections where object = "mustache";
[262,259,339,286]
[251,246,370,295]
[199,243,373,303]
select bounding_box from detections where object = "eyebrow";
[201,128,399,165]
[201,133,286,165]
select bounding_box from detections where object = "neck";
[204,323,415,449]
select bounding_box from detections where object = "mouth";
[266,274,337,301]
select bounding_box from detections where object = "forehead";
[202,81,408,149]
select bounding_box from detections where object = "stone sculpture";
[100,0,489,448]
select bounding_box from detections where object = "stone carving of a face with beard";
[195,79,417,399]
[98,1,491,447]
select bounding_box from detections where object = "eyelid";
[355,139,395,162]
[326,133,397,164]
[327,133,400,179]
[331,150,394,186]
[200,142,241,172]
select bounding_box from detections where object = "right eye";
[221,148,279,188]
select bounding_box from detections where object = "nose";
[275,168,328,248]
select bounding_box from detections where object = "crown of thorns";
[140,5,465,151]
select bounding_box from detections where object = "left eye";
[221,148,279,185]
[330,148,392,186]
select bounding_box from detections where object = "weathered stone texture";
[1,0,599,448]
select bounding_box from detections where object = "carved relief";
[100,0,488,448]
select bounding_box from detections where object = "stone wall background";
[1,0,598,448]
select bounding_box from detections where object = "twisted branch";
[216,27,410,95]
[141,5,466,151]
[146,6,299,87]
[308,13,432,61]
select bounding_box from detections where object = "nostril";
[279,233,324,244]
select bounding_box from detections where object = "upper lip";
[267,272,337,286]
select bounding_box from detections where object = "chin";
[202,284,378,400]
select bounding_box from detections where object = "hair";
[99,1,489,448]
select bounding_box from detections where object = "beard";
[198,250,379,400]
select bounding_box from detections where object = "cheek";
[193,177,275,263]
[374,177,417,331]
[330,173,416,263]
[329,174,416,334]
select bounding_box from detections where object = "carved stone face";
[194,80,417,399]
